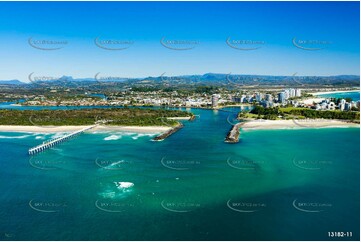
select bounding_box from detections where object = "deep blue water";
[0,106,359,240]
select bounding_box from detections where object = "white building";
[212,94,219,107]
[284,89,290,99]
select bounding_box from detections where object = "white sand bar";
[242,119,360,130]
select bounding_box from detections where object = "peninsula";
[0,108,194,134]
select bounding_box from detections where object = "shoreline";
[1,119,359,134]
[167,117,192,120]
[309,90,360,95]
[241,119,360,130]
[0,125,172,133]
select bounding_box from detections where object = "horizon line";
[2,73,361,84]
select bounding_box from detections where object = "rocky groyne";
[153,123,184,141]
[225,122,243,143]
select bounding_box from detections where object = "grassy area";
[242,105,360,121]
[238,113,259,119]
[279,107,309,112]
[0,108,193,126]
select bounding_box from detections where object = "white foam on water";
[114,182,134,189]
[122,132,137,136]
[91,131,111,134]
[51,132,69,139]
[0,135,31,139]
[131,135,140,140]
[31,132,50,136]
[99,131,156,140]
[104,135,122,141]
[98,182,134,199]
[131,133,156,140]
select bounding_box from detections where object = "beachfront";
[1,118,359,134]
[0,125,172,133]
[241,119,360,130]
[309,90,360,95]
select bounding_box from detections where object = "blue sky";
[0,1,359,82]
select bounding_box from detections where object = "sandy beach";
[93,125,171,133]
[241,119,360,130]
[0,125,171,133]
[167,117,191,120]
[300,98,325,105]
[308,90,360,95]
[301,90,359,104]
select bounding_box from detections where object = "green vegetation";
[131,87,160,92]
[0,108,193,126]
[195,86,219,94]
[247,106,281,120]
[244,106,360,121]
[238,111,259,119]
[280,107,359,120]
[332,97,353,104]
[279,107,309,112]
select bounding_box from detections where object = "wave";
[98,182,134,199]
[122,132,137,136]
[50,132,69,139]
[91,131,111,134]
[97,132,156,140]
[0,134,31,139]
[131,133,156,140]
[104,135,122,141]
[114,182,134,189]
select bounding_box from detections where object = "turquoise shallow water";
[316,91,360,101]
[0,107,359,240]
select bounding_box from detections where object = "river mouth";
[0,106,359,240]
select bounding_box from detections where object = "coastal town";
[0,1,360,241]
[1,82,359,146]
[5,86,360,112]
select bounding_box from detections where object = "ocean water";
[0,107,359,240]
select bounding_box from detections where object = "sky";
[0,1,359,82]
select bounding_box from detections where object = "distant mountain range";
[0,73,359,86]
[0,80,24,85]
